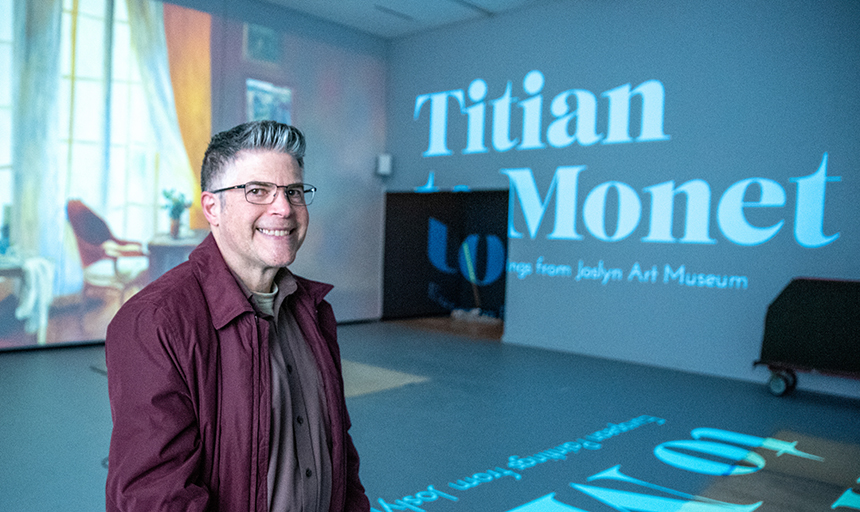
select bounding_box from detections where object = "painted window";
[0,0,12,230]
[60,0,158,241]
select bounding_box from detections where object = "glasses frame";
[210,181,316,206]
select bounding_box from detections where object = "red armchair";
[66,200,148,302]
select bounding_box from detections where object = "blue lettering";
[501,156,837,248]
[601,80,671,144]
[505,493,588,512]
[501,166,585,240]
[415,72,669,156]
[547,89,601,148]
[574,465,762,511]
[463,79,488,154]
[716,177,785,245]
[459,234,505,285]
[832,478,860,509]
[427,217,457,274]
[791,152,840,247]
[414,90,465,157]
[428,218,505,286]
[518,70,546,150]
[642,180,716,244]
[372,485,457,512]
[690,428,823,461]
[492,82,519,152]
[653,440,766,476]
[582,181,641,242]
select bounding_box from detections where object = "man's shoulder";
[126,234,227,314]
[106,261,221,358]
[133,261,204,309]
[115,262,205,326]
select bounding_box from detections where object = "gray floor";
[1,321,858,511]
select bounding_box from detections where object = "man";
[105,121,370,512]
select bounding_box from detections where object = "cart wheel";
[767,372,791,396]
[784,369,798,392]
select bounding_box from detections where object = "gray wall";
[386,0,860,397]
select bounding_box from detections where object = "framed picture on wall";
[243,23,280,64]
[246,78,292,124]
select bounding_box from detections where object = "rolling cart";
[755,277,860,396]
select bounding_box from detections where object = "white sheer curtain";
[11,0,63,264]
[124,0,195,229]
[9,0,62,339]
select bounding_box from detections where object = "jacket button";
[306,468,313,478]
[297,416,304,425]
[287,364,293,374]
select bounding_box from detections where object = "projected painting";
[0,1,213,349]
[0,0,388,349]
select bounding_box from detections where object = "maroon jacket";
[105,235,370,512]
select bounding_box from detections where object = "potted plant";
[163,189,191,239]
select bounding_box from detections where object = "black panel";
[761,278,860,375]
[383,191,508,320]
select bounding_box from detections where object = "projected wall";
[386,1,860,396]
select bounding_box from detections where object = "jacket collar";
[189,234,333,329]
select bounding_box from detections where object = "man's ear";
[201,191,220,227]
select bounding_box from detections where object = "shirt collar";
[236,268,299,318]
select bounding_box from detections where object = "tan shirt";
[249,270,332,512]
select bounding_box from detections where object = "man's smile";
[257,227,293,236]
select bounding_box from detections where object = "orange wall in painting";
[163,3,211,230]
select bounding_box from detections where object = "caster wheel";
[783,369,797,392]
[767,371,794,396]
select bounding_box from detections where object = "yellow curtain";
[163,4,211,230]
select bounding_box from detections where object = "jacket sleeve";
[344,429,371,512]
[317,300,371,512]
[105,300,210,512]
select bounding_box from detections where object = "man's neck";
[241,272,278,294]
[211,232,280,293]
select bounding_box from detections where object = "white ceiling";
[261,0,551,39]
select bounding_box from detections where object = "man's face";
[202,149,308,289]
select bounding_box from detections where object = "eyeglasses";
[210,181,316,206]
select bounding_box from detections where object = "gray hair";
[201,120,305,192]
